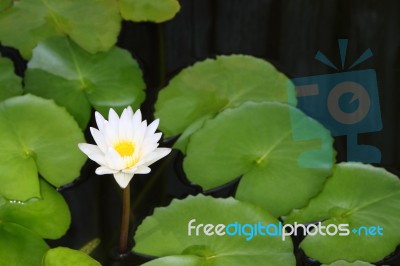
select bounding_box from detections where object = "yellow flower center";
[114,141,135,157]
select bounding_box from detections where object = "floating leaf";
[0,57,22,101]
[155,55,297,151]
[0,180,71,239]
[134,195,296,266]
[322,261,374,266]
[0,0,12,12]
[119,0,180,23]
[25,37,145,128]
[0,94,85,200]
[43,247,101,266]
[285,163,400,263]
[0,180,70,266]
[142,255,208,266]
[0,223,49,266]
[183,102,333,217]
[0,0,120,58]
[173,114,212,151]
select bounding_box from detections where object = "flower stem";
[119,183,131,254]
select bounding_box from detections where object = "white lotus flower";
[78,107,171,188]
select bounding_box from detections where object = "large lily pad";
[119,0,180,23]
[0,180,71,266]
[43,247,100,266]
[155,55,297,151]
[0,57,22,102]
[285,163,400,264]
[322,261,373,266]
[0,0,120,58]
[0,180,71,239]
[25,37,145,128]
[134,195,296,266]
[142,255,203,266]
[0,0,12,12]
[0,223,49,266]
[0,94,85,200]
[183,102,333,217]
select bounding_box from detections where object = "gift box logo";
[290,39,382,163]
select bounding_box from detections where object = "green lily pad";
[43,247,100,266]
[0,0,120,58]
[0,180,70,266]
[0,94,85,200]
[285,162,400,264]
[0,0,12,12]
[155,55,297,151]
[173,114,213,151]
[134,195,296,266]
[0,180,71,239]
[183,101,333,217]
[119,0,180,23]
[0,223,49,266]
[141,255,208,266]
[0,57,22,102]
[25,37,145,128]
[322,261,374,266]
